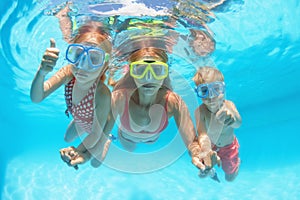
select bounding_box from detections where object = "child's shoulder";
[96,82,111,97]
[199,103,207,111]
[195,104,208,115]
[112,88,130,102]
[224,100,237,107]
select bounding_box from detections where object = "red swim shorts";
[213,137,240,175]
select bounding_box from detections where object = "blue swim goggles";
[195,81,225,98]
[66,44,110,72]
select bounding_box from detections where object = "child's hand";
[39,38,60,76]
[192,150,220,170]
[59,146,86,169]
[216,102,236,126]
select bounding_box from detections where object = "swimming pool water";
[1,0,300,199]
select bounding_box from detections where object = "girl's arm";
[226,100,242,128]
[169,92,196,147]
[170,92,219,170]
[169,92,208,170]
[68,88,120,167]
[195,106,221,169]
[78,83,112,150]
[30,39,72,102]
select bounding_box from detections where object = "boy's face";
[194,81,225,112]
[202,93,224,113]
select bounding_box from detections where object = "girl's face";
[70,38,109,83]
[132,56,166,96]
[71,64,104,83]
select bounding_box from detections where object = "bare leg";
[225,170,238,182]
[225,159,240,182]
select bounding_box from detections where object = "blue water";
[1,0,300,199]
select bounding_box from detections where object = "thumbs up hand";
[39,38,60,76]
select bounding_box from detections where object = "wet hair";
[71,21,112,54]
[114,48,172,91]
[129,47,168,63]
[193,66,224,85]
[71,21,112,82]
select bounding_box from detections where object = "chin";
[141,87,158,95]
[137,83,158,93]
[204,101,218,111]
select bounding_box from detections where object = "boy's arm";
[226,101,242,128]
[216,100,242,128]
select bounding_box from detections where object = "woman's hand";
[39,38,60,76]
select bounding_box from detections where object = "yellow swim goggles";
[129,60,169,80]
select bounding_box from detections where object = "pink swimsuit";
[65,78,98,133]
[120,90,170,134]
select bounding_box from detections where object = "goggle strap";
[104,53,110,62]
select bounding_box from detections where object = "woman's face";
[132,56,166,96]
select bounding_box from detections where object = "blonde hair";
[71,21,112,54]
[193,66,224,85]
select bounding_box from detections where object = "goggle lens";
[130,61,168,80]
[66,44,108,71]
[195,82,225,98]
